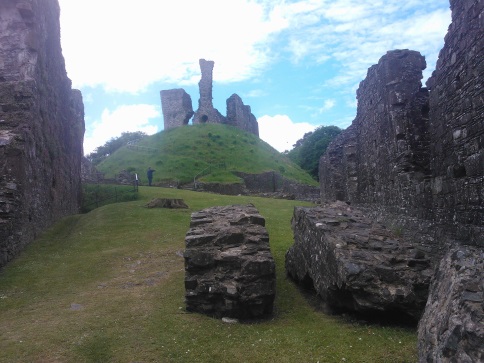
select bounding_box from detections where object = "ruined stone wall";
[426,0,483,234]
[0,0,85,268]
[315,3,482,358]
[160,88,193,130]
[320,49,432,219]
[319,10,482,246]
[235,171,283,193]
[226,93,259,137]
[192,59,226,125]
[161,59,260,137]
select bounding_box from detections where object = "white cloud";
[83,104,160,155]
[258,114,317,152]
[244,89,267,98]
[59,0,449,94]
[277,0,450,85]
[59,0,287,93]
[57,0,451,154]
[319,99,336,113]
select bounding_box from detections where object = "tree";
[286,125,342,180]
[87,131,147,165]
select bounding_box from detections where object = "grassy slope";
[97,124,318,186]
[0,187,416,363]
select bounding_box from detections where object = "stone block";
[184,204,276,320]
[286,202,433,321]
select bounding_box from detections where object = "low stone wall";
[235,171,320,201]
[196,182,247,196]
[235,171,283,193]
[184,204,276,320]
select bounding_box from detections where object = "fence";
[81,181,139,213]
[193,162,227,186]
[126,139,158,153]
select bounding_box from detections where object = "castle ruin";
[0,0,85,268]
[161,59,259,136]
[287,0,483,360]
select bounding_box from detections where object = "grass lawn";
[0,187,417,362]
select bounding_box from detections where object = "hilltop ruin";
[161,59,259,137]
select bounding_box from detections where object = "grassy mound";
[96,124,318,186]
[0,187,417,362]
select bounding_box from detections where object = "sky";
[57,0,451,155]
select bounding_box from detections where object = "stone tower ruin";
[0,0,85,268]
[160,89,194,129]
[192,59,226,125]
[160,59,259,136]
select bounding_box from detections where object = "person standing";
[147,167,155,186]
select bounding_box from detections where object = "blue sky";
[58,0,451,154]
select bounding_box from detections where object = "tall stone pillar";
[192,59,226,125]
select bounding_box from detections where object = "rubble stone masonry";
[320,1,482,246]
[0,0,85,268]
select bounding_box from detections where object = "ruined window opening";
[201,115,208,123]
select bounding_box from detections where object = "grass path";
[0,187,417,362]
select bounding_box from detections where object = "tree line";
[86,131,147,165]
[285,125,342,180]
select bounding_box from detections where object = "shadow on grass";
[75,333,114,363]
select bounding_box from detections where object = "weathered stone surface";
[192,59,226,125]
[145,198,188,209]
[416,1,484,360]
[81,156,103,183]
[0,0,84,268]
[160,88,194,130]
[426,0,483,235]
[184,204,275,319]
[320,49,432,220]
[286,202,433,320]
[115,169,137,185]
[418,246,483,363]
[235,171,320,201]
[311,0,482,361]
[226,93,259,137]
[319,4,482,247]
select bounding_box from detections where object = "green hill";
[96,124,318,186]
